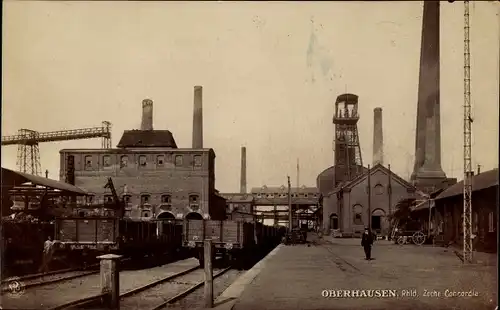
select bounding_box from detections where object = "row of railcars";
[183,219,284,268]
[54,216,183,264]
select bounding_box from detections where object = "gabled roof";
[117,130,178,148]
[343,163,415,191]
[1,168,87,195]
[435,168,498,200]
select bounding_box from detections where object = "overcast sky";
[2,1,499,193]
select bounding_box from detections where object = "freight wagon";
[2,221,56,276]
[183,219,284,268]
[54,216,183,264]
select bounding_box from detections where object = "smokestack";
[141,99,153,131]
[240,147,247,193]
[372,107,383,166]
[411,1,446,182]
[192,86,203,148]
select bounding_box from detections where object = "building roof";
[435,168,499,200]
[117,130,178,148]
[1,168,87,195]
[344,163,415,191]
[219,193,255,202]
[250,185,319,194]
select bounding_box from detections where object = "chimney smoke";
[141,99,153,131]
[240,147,247,193]
[372,107,384,166]
[192,86,203,148]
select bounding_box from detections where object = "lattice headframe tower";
[333,93,364,186]
[16,129,42,176]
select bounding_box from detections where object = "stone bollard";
[97,254,122,310]
[204,239,213,308]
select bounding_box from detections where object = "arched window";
[185,212,203,220]
[374,184,384,195]
[352,204,363,225]
[141,194,151,205]
[189,194,199,211]
[123,195,132,204]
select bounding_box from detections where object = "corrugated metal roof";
[2,168,88,195]
[117,130,178,148]
[435,168,499,200]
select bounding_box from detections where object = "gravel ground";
[165,269,244,309]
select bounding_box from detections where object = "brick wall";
[59,148,225,220]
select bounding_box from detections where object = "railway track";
[119,265,232,310]
[1,258,132,293]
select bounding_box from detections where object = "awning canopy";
[1,167,87,195]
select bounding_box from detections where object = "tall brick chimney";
[141,99,153,131]
[240,146,247,194]
[372,107,384,166]
[192,86,203,148]
[411,1,446,186]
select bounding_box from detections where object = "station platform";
[214,233,497,310]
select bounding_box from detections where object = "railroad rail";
[119,265,231,310]
[1,258,131,294]
[46,263,232,310]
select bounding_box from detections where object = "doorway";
[371,215,381,231]
[330,214,339,230]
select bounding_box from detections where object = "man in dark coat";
[361,227,374,260]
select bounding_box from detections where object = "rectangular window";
[157,155,165,166]
[139,155,147,167]
[488,212,494,233]
[120,155,128,168]
[102,155,111,167]
[175,155,183,166]
[84,155,93,170]
[194,155,202,167]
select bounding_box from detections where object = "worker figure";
[39,236,55,273]
[361,227,374,260]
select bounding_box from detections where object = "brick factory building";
[59,87,226,221]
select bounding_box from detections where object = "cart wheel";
[412,231,426,246]
[397,236,405,245]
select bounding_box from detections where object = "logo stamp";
[3,277,25,298]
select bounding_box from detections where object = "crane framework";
[1,121,112,176]
[463,0,473,263]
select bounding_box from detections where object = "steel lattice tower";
[15,129,42,176]
[462,0,473,263]
[3,121,112,176]
[333,93,364,186]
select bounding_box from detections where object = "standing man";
[39,236,55,273]
[361,227,374,260]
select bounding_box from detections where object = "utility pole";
[367,164,372,231]
[463,0,473,263]
[288,176,292,232]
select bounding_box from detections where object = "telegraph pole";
[367,164,371,231]
[288,176,292,232]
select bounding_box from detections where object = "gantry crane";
[1,121,112,176]
[462,0,473,263]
